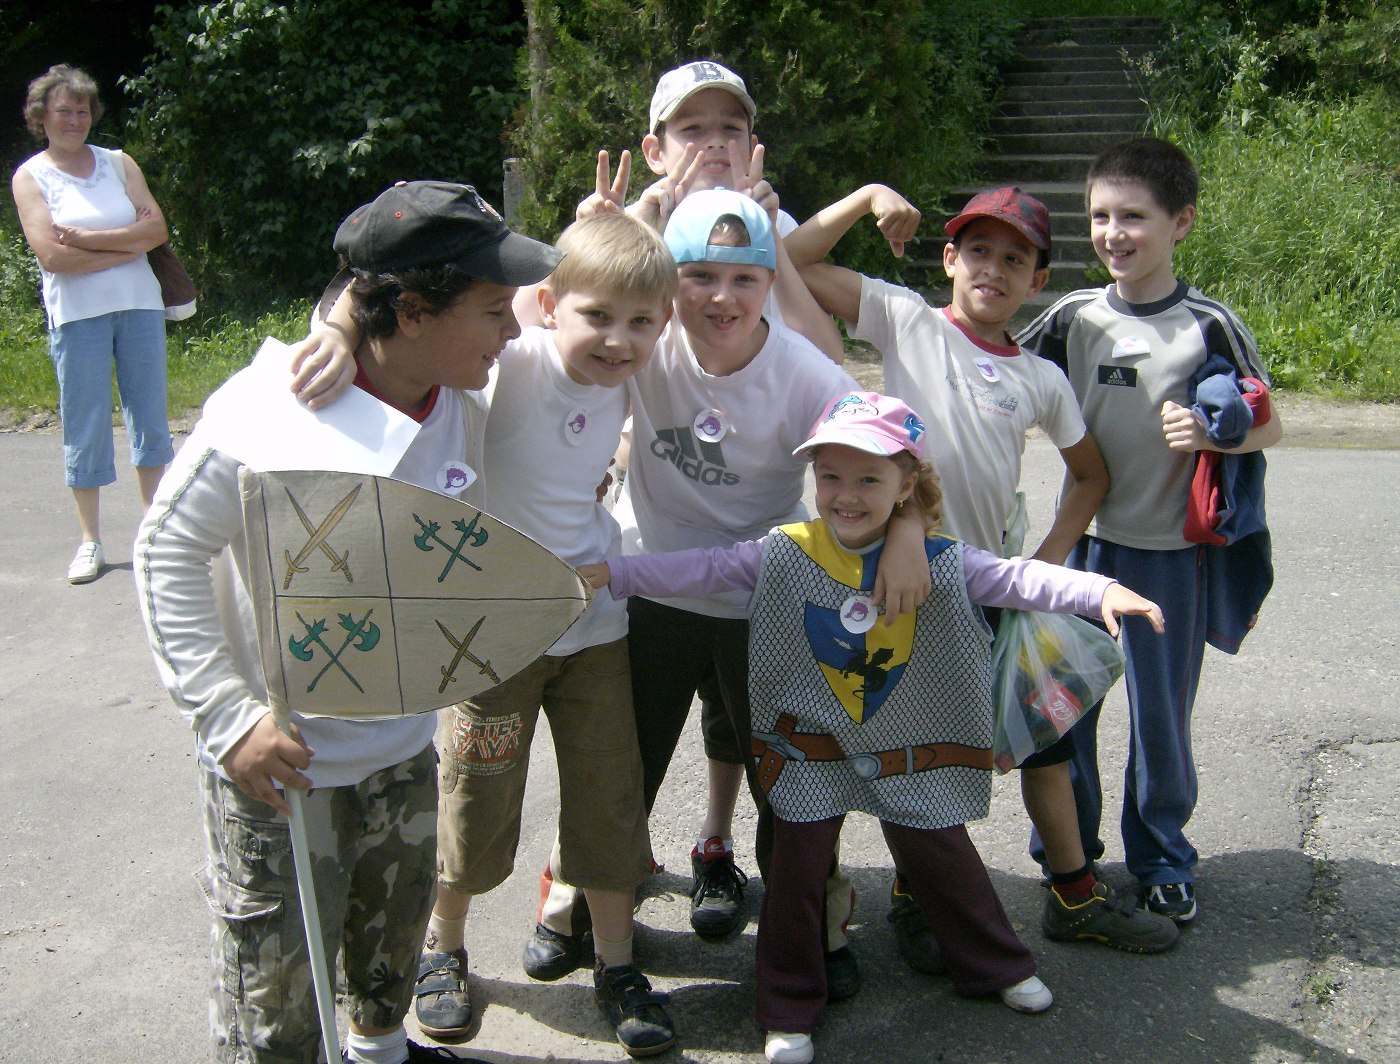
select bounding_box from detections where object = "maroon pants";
[756,813,1036,1033]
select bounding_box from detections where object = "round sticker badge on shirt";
[436,460,477,496]
[974,357,1000,383]
[839,594,879,634]
[563,407,589,446]
[1112,335,1152,359]
[693,408,729,442]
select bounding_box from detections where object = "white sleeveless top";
[20,145,162,327]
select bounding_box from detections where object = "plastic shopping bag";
[990,609,1125,774]
[1001,491,1029,559]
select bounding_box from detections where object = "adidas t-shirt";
[1017,282,1268,549]
[617,318,855,618]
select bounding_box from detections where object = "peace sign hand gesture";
[633,141,706,228]
[727,141,779,222]
[575,149,633,220]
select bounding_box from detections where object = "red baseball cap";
[944,186,1051,251]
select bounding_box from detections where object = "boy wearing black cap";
[135,181,559,1064]
[787,184,1181,959]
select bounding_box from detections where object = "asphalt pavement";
[0,413,1396,1064]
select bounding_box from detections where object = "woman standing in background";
[12,63,174,583]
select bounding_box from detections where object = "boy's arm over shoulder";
[287,283,358,409]
[797,261,864,325]
[771,220,845,362]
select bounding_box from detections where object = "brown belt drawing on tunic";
[751,711,993,793]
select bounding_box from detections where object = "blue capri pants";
[49,308,173,489]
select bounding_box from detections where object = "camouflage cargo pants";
[197,747,437,1063]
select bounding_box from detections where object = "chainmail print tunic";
[748,521,995,829]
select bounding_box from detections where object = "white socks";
[425,897,470,953]
[345,1027,408,1064]
[593,930,634,970]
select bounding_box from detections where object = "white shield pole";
[273,701,342,1064]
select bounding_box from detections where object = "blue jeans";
[1030,537,1206,885]
[49,309,172,488]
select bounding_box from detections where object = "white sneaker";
[766,1031,814,1064]
[1000,974,1053,1013]
[67,541,103,584]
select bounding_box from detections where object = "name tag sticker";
[1112,335,1151,359]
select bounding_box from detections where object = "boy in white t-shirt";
[542,65,928,994]
[787,185,1180,958]
[417,211,685,1058]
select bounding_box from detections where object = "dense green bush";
[0,211,41,320]
[1141,0,1400,126]
[125,0,524,313]
[1164,91,1400,397]
[507,0,1016,279]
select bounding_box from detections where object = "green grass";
[1163,91,1400,401]
[0,201,316,424]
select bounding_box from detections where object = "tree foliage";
[508,0,1017,277]
[125,0,524,311]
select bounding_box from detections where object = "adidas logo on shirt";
[1098,365,1138,388]
[649,426,740,486]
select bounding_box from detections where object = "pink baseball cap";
[794,391,927,461]
[944,186,1051,251]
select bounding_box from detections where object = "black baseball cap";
[334,180,561,285]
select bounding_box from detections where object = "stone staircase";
[914,15,1164,325]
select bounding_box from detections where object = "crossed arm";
[11,152,168,274]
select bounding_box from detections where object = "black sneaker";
[594,961,677,1057]
[522,922,595,981]
[886,879,945,975]
[1042,881,1180,952]
[689,842,748,937]
[824,944,862,1001]
[413,948,472,1039]
[406,1043,494,1063]
[1140,881,1197,924]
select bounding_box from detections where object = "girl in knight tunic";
[579,390,1164,1064]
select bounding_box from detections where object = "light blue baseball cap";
[663,188,777,271]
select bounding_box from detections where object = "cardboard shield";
[239,468,590,719]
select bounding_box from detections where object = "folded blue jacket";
[1188,355,1274,653]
